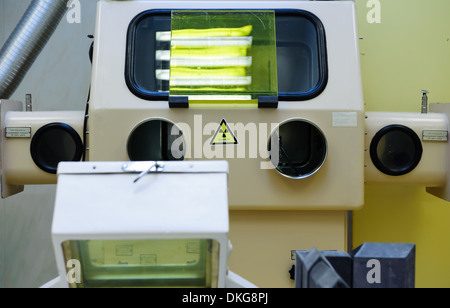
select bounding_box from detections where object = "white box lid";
[52,161,229,239]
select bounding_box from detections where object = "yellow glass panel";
[169,10,278,104]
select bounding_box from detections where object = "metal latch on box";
[122,162,165,183]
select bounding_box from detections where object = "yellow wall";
[353,0,450,287]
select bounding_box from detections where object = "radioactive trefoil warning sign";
[211,119,238,145]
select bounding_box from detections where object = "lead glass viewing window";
[126,9,327,101]
[62,239,220,288]
[169,10,278,103]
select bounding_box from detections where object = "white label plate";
[423,130,448,142]
[332,112,358,127]
[5,127,31,138]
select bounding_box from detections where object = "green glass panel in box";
[62,239,220,288]
[169,10,278,104]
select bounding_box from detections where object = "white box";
[52,161,230,288]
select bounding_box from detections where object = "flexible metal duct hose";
[0,0,68,99]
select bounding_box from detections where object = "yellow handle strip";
[170,87,249,92]
[171,46,249,58]
[171,67,248,78]
[172,25,252,38]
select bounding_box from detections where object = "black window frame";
[30,123,83,174]
[370,125,423,176]
[125,9,328,102]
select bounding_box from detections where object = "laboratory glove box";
[1,1,450,208]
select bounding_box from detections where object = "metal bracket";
[122,162,165,183]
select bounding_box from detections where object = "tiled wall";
[0,0,97,288]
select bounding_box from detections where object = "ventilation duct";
[0,0,68,99]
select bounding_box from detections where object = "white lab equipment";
[364,96,450,202]
[86,0,365,210]
[426,103,450,201]
[1,0,450,288]
[1,1,369,210]
[365,111,448,186]
[51,161,234,288]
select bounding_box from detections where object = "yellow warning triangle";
[211,119,238,145]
